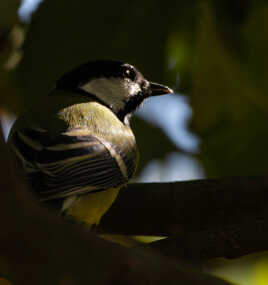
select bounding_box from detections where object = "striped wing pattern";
[9,128,130,201]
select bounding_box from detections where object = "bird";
[8,60,173,226]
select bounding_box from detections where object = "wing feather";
[9,127,130,201]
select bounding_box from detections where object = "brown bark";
[99,176,268,260]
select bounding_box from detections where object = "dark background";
[1,1,268,284]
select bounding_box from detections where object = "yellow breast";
[66,187,120,226]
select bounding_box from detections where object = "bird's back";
[8,90,138,202]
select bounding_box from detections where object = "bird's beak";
[149,82,173,96]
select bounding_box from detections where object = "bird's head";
[56,60,173,124]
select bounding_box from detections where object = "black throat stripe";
[117,93,145,123]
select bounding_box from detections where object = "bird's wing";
[9,127,130,201]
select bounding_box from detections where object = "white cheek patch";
[80,78,141,112]
[129,81,141,96]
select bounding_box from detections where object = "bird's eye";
[123,68,136,81]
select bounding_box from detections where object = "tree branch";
[146,219,268,260]
[98,176,268,259]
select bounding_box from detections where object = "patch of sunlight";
[133,236,166,243]
[18,0,44,22]
[207,256,257,285]
[1,113,16,141]
[255,256,268,285]
[137,153,204,183]
[137,93,200,153]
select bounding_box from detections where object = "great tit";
[8,60,173,226]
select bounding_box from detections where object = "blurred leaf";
[182,3,268,177]
[0,0,23,113]
[243,4,268,91]
[161,1,268,177]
